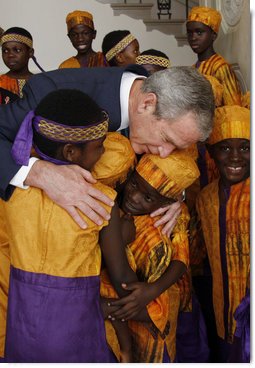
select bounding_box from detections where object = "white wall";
[0,0,197,73]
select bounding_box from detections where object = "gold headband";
[38,118,109,143]
[105,34,136,61]
[0,34,33,48]
[136,55,170,68]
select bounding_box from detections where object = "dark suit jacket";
[0,64,148,199]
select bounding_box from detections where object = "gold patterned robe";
[101,204,190,362]
[195,54,242,106]
[196,178,250,342]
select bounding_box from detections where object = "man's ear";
[137,92,157,113]
[62,144,80,163]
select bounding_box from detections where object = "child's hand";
[120,214,136,245]
[109,282,158,320]
[100,297,120,319]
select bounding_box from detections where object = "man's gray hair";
[141,66,215,141]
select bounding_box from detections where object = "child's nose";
[130,191,140,204]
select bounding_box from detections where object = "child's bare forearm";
[153,260,186,296]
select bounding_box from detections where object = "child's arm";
[99,202,138,297]
[109,260,186,321]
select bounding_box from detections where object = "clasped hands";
[103,281,158,322]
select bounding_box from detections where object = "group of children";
[0,4,250,364]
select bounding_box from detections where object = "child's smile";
[210,138,250,186]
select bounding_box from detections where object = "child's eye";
[130,179,137,188]
[240,145,250,152]
[144,195,153,203]
[220,146,230,152]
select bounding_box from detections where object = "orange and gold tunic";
[101,203,190,362]
[59,52,108,69]
[195,54,242,106]
[196,178,250,342]
[0,74,26,97]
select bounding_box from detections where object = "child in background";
[0,89,139,363]
[186,6,242,106]
[195,105,250,362]
[136,49,170,75]
[102,30,140,66]
[59,10,108,69]
[0,27,44,97]
[98,146,200,362]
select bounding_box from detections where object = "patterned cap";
[187,6,222,33]
[136,151,200,200]
[66,10,94,32]
[208,105,250,145]
[203,75,223,107]
[92,132,137,188]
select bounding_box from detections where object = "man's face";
[129,110,202,158]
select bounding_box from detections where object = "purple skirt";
[5,266,116,363]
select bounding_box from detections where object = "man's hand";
[150,201,182,237]
[25,161,114,228]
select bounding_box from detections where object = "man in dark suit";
[0,64,214,234]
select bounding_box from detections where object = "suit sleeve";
[0,74,58,200]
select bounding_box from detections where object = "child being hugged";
[195,105,250,362]
[0,89,138,363]
[99,146,200,363]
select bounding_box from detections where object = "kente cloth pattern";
[196,178,250,342]
[0,182,116,362]
[59,52,108,69]
[187,6,222,33]
[0,74,26,97]
[195,54,242,106]
[101,204,190,362]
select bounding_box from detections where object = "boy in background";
[195,105,250,362]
